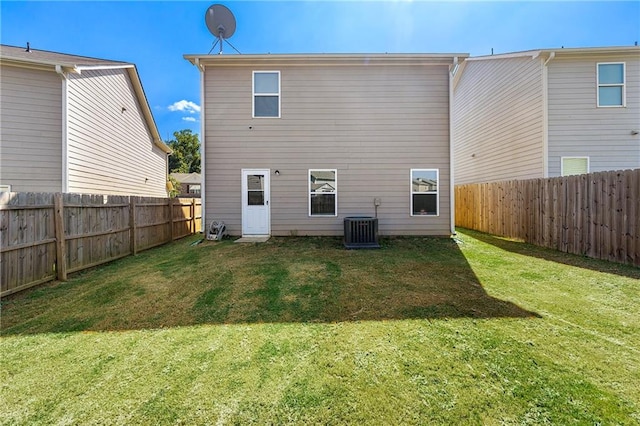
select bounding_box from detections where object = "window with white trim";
[411,169,438,216]
[253,71,280,117]
[561,157,589,176]
[309,169,337,216]
[597,63,625,107]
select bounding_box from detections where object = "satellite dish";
[205,4,237,54]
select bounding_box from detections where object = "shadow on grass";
[1,235,540,335]
[459,228,640,280]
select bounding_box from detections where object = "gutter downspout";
[542,52,555,178]
[449,57,458,235]
[55,65,69,193]
[195,58,206,233]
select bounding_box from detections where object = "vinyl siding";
[453,57,545,184]
[0,65,62,192]
[204,64,452,236]
[547,55,640,175]
[66,68,167,197]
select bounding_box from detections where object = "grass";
[1,229,638,425]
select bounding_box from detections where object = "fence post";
[169,197,175,242]
[53,193,67,281]
[191,198,196,234]
[130,197,137,255]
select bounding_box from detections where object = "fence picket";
[1,193,202,296]
[455,169,639,268]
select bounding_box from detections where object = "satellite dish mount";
[205,4,239,54]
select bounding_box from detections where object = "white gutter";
[55,65,69,192]
[542,52,555,178]
[449,59,457,235]
[196,58,206,233]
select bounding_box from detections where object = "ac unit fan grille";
[343,217,380,249]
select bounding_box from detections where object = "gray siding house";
[0,44,171,196]
[185,53,467,237]
[452,46,640,184]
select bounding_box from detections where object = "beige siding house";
[0,44,171,196]
[185,53,466,237]
[453,46,640,184]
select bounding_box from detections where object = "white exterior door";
[241,169,270,236]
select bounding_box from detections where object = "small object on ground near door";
[207,220,226,241]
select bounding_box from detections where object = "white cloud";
[182,117,197,122]
[168,100,201,114]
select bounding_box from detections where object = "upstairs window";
[597,63,625,107]
[253,71,280,118]
[309,170,337,216]
[411,169,439,216]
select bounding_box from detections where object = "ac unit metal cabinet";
[343,217,380,249]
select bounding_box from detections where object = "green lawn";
[1,229,638,425]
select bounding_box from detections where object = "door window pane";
[248,192,265,205]
[247,175,264,205]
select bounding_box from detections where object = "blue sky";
[1,1,639,141]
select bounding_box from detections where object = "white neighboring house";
[0,44,171,196]
[452,46,640,184]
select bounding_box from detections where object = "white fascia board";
[121,67,171,154]
[465,50,543,62]
[184,53,469,68]
[74,64,134,73]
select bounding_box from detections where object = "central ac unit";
[343,217,380,249]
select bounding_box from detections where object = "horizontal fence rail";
[0,193,202,296]
[455,169,640,267]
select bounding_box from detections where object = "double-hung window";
[411,169,438,216]
[309,170,337,216]
[597,63,625,107]
[253,71,280,117]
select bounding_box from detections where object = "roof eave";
[124,67,171,154]
[184,53,470,67]
[0,56,80,73]
[464,46,640,62]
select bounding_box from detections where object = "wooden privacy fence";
[0,193,202,296]
[455,169,640,267]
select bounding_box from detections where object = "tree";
[167,129,201,173]
[167,175,181,198]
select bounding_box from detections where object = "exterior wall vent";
[343,217,380,249]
